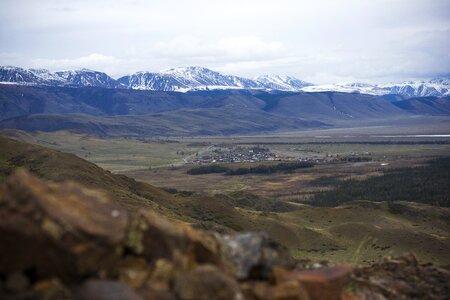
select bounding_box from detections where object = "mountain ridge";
[1,65,449,97]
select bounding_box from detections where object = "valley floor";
[1,128,449,266]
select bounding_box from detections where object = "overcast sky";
[1,0,449,84]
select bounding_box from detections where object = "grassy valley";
[1,130,449,266]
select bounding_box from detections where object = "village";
[184,144,374,165]
[189,145,283,164]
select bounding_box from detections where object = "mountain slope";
[0,135,182,211]
[0,66,124,88]
[2,65,449,97]
[0,84,418,120]
[0,85,270,120]
[379,78,450,97]
[254,91,410,122]
[302,78,450,98]
[392,96,450,115]
[0,108,328,137]
[1,85,442,137]
[2,66,312,92]
[255,75,312,91]
[119,66,287,91]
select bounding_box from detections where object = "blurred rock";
[174,264,243,300]
[145,258,176,291]
[33,278,72,300]
[240,281,272,300]
[271,280,309,300]
[218,232,290,280]
[5,272,30,292]
[74,280,143,300]
[285,265,353,300]
[117,257,150,289]
[353,253,450,300]
[239,280,309,300]
[125,209,222,270]
[138,288,176,300]
[0,170,128,280]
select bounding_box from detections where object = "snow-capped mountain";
[117,72,185,91]
[378,79,450,97]
[1,66,448,97]
[54,69,123,88]
[119,66,263,91]
[118,67,312,92]
[0,66,48,85]
[255,75,312,91]
[0,66,123,88]
[301,78,450,97]
[301,82,388,95]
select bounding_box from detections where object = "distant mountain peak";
[0,66,123,88]
[119,66,309,92]
[1,66,449,97]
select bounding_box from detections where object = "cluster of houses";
[187,145,373,165]
[190,146,281,164]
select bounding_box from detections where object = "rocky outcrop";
[0,170,448,300]
[0,170,223,299]
[217,232,291,280]
[351,253,450,300]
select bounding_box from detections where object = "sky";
[0,0,449,84]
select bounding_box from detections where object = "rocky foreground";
[0,170,448,300]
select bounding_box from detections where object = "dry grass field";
[2,129,449,266]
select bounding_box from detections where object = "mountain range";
[1,83,448,137]
[1,66,449,97]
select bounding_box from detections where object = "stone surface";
[74,280,143,300]
[174,264,244,300]
[218,232,289,280]
[138,288,177,300]
[118,257,150,289]
[286,265,353,300]
[272,280,309,300]
[240,281,273,300]
[5,272,30,292]
[352,254,450,300]
[33,278,72,300]
[0,170,128,280]
[126,208,222,271]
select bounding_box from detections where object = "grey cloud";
[0,0,449,83]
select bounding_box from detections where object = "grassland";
[1,129,449,266]
[0,130,209,171]
[120,133,450,265]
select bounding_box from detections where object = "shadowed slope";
[0,136,180,211]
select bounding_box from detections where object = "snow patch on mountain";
[1,66,449,97]
[255,75,312,91]
[119,67,311,92]
[301,79,450,97]
[0,66,123,88]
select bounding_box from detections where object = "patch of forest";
[187,161,314,176]
[309,157,450,207]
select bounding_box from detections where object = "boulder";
[5,272,30,292]
[285,265,353,300]
[0,170,224,283]
[0,170,128,280]
[117,257,150,289]
[74,280,143,300]
[33,278,72,300]
[125,209,222,270]
[217,232,290,280]
[271,280,309,300]
[174,264,244,300]
[239,280,309,300]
